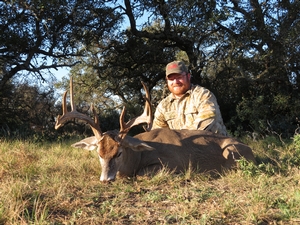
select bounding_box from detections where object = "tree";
[210,0,300,136]
[57,0,222,120]
[1,0,300,137]
[0,0,122,89]
[0,0,123,135]
[65,0,300,136]
[0,81,56,138]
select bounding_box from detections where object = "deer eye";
[116,151,122,158]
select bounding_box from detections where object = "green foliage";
[0,82,58,140]
[240,133,300,179]
[237,158,260,177]
[238,157,278,177]
[0,0,121,88]
[235,94,299,137]
[293,133,300,151]
[286,133,300,166]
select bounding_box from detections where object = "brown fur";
[130,129,256,175]
[98,134,119,159]
[81,128,256,181]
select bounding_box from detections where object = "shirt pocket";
[184,108,198,127]
[184,107,198,115]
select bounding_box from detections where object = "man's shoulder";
[190,85,211,95]
[160,93,173,102]
[157,94,173,109]
[190,85,218,104]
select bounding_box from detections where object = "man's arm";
[192,87,219,130]
[192,87,227,135]
[152,105,169,129]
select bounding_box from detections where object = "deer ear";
[122,136,155,152]
[71,136,98,151]
[133,142,155,152]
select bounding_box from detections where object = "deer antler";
[55,77,103,140]
[119,81,153,139]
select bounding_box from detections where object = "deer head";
[55,77,153,181]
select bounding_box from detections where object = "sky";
[50,67,69,82]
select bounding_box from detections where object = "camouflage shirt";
[152,85,228,136]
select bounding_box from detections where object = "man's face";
[166,73,191,97]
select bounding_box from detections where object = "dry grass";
[0,136,300,225]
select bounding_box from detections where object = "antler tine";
[62,90,68,115]
[70,75,75,111]
[55,77,103,139]
[119,81,153,139]
[141,81,153,132]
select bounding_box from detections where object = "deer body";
[72,128,256,181]
[55,78,256,182]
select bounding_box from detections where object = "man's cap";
[165,61,188,77]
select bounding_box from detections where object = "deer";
[55,78,256,182]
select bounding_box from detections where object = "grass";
[0,135,300,225]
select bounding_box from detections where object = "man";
[152,60,228,136]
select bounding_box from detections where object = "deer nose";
[100,175,116,182]
[100,179,115,184]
